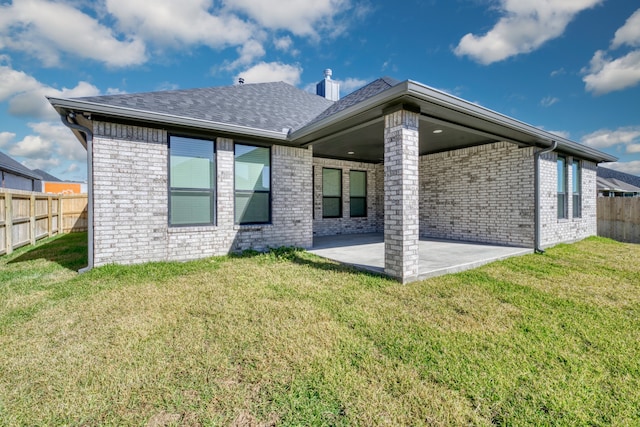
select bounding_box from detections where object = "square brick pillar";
[384,104,420,283]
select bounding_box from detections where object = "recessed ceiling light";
[347,151,355,154]
[433,129,443,134]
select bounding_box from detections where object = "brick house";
[48,72,616,283]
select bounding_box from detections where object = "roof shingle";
[77,82,334,133]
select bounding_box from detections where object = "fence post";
[5,193,12,255]
[59,196,64,234]
[47,196,53,237]
[30,194,36,246]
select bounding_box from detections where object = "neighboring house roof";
[597,176,640,193]
[0,150,42,180]
[597,166,640,189]
[48,77,617,164]
[32,168,61,182]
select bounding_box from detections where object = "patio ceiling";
[309,116,497,163]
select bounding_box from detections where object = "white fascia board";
[47,97,289,142]
[405,80,617,162]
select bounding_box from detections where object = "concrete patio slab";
[310,233,533,280]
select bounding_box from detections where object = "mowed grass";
[1,234,639,426]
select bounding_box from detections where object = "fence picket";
[0,189,87,256]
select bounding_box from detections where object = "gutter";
[59,112,94,272]
[534,140,558,254]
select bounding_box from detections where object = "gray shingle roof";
[0,151,42,180]
[308,77,401,125]
[597,176,640,193]
[597,166,640,189]
[76,82,335,133]
[32,168,61,182]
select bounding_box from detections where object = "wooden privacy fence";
[0,189,88,256]
[597,197,640,243]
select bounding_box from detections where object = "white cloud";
[236,62,302,85]
[5,121,86,178]
[8,134,53,158]
[224,0,351,37]
[581,127,640,149]
[550,67,566,77]
[0,0,146,67]
[583,9,640,94]
[224,39,267,70]
[29,122,86,162]
[0,65,99,120]
[454,0,603,65]
[274,36,293,51]
[612,8,640,49]
[106,0,254,48]
[626,144,640,154]
[0,131,16,148]
[583,50,640,95]
[0,65,41,102]
[603,161,640,176]
[540,96,560,107]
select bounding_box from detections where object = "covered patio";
[310,233,532,280]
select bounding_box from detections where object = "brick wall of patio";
[419,141,536,247]
[312,158,384,236]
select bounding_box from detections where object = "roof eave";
[0,166,42,181]
[291,80,617,164]
[47,96,290,142]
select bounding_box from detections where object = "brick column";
[216,137,235,228]
[384,105,420,283]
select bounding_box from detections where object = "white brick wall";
[538,152,597,246]
[312,158,383,236]
[92,122,312,266]
[92,123,168,266]
[420,141,536,247]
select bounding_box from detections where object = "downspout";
[59,112,94,272]
[534,140,558,254]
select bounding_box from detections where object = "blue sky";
[1,0,640,182]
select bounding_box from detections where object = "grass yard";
[1,233,639,426]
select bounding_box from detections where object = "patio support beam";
[383,103,420,283]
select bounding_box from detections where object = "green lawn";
[1,233,639,426]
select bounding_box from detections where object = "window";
[235,144,270,224]
[169,136,215,226]
[572,160,581,218]
[322,168,342,218]
[350,170,367,217]
[557,155,568,219]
